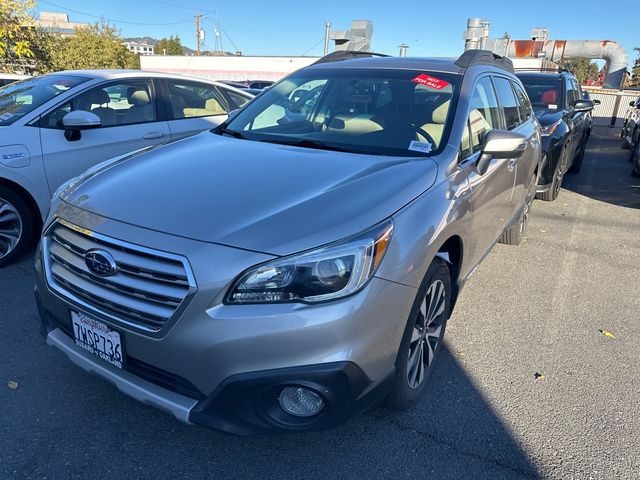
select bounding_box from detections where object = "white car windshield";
[0,74,89,126]
[224,69,458,157]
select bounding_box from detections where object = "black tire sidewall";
[0,186,33,267]
[385,257,451,410]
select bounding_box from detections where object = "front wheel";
[0,186,33,267]
[385,257,451,411]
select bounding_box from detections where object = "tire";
[0,186,34,268]
[499,171,536,246]
[568,142,585,174]
[631,143,640,178]
[537,145,568,202]
[385,257,451,411]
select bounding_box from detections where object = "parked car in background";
[517,71,594,201]
[35,50,541,434]
[581,90,600,136]
[0,70,252,266]
[0,73,29,87]
[220,79,274,91]
[621,96,640,149]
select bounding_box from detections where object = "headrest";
[88,89,110,106]
[128,87,150,106]
[432,100,450,124]
[541,89,557,105]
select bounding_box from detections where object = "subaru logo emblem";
[84,249,118,277]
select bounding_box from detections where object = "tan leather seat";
[87,90,116,126]
[182,98,227,117]
[326,114,383,135]
[122,88,155,124]
[419,100,451,146]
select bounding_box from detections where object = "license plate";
[71,311,124,369]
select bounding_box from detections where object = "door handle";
[143,131,165,140]
[507,159,517,172]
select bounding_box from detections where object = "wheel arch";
[0,177,43,239]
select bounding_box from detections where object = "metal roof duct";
[464,19,629,90]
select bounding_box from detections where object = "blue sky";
[36,0,638,67]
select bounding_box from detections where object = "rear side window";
[512,82,532,121]
[494,77,521,130]
[166,81,228,119]
[225,90,252,110]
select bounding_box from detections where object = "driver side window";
[461,77,499,159]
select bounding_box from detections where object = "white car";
[0,73,30,87]
[0,70,253,265]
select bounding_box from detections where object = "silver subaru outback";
[35,50,542,435]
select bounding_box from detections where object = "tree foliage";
[629,48,640,88]
[49,21,140,71]
[557,58,599,85]
[155,35,183,55]
[0,0,36,71]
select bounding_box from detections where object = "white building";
[140,55,318,82]
[125,42,156,56]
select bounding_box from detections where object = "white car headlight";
[226,219,394,304]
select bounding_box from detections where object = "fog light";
[278,387,324,417]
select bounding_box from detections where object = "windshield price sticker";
[411,74,450,90]
[408,140,432,154]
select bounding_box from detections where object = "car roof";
[305,56,465,75]
[40,69,250,89]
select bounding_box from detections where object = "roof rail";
[455,49,514,72]
[313,50,390,65]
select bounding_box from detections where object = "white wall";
[140,56,319,82]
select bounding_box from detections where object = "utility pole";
[323,21,331,55]
[195,14,203,56]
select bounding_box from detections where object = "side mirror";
[62,110,101,141]
[573,99,594,112]
[476,130,527,175]
[593,99,601,106]
[226,109,240,121]
[631,101,637,107]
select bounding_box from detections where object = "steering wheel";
[402,124,437,147]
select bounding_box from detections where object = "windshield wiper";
[216,127,245,139]
[259,138,360,154]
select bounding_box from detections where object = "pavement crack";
[366,412,540,479]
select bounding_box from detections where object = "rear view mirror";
[593,99,601,106]
[62,110,101,141]
[476,130,527,175]
[631,101,637,107]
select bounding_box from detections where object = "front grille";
[44,220,196,334]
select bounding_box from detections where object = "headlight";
[226,219,394,304]
[541,119,562,137]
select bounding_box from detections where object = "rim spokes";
[407,279,446,389]
[0,199,22,259]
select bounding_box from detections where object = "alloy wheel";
[553,149,567,198]
[407,279,446,389]
[0,197,23,260]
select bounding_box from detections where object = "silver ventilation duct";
[464,18,629,90]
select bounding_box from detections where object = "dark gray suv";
[35,50,542,434]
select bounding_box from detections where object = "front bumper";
[34,209,414,434]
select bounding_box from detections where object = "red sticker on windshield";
[411,74,450,90]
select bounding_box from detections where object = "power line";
[148,0,215,13]
[38,0,193,26]
[300,38,325,56]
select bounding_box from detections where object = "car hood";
[533,108,564,127]
[63,132,439,255]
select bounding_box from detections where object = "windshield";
[518,77,563,110]
[224,69,458,157]
[0,75,89,126]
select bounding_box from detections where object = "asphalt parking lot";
[1,127,639,479]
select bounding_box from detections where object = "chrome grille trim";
[43,219,197,335]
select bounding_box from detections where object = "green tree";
[50,21,140,71]
[629,48,640,88]
[0,0,36,71]
[155,35,183,55]
[557,58,599,85]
